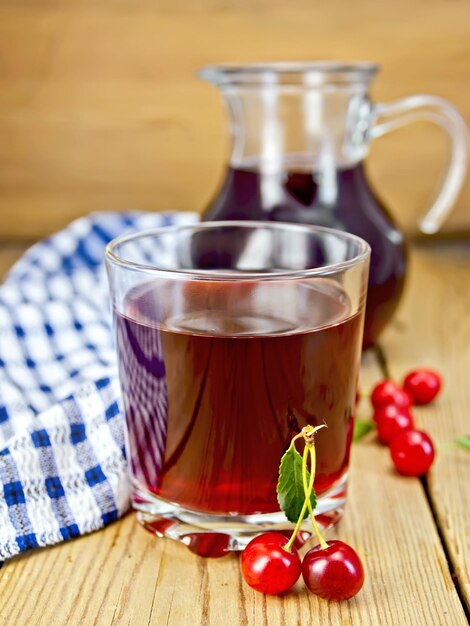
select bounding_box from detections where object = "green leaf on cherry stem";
[277,443,316,523]
[353,419,375,442]
[455,435,470,451]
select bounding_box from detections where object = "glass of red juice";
[106,222,370,555]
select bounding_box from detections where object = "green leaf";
[277,443,316,523]
[353,419,375,442]
[455,435,470,451]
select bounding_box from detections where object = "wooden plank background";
[1,0,470,241]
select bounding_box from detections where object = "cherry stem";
[283,425,328,554]
[304,445,328,550]
[284,444,314,553]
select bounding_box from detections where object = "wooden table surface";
[1,0,470,240]
[0,241,469,626]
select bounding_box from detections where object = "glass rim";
[105,221,370,282]
[198,61,379,87]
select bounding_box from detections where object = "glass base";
[133,474,348,557]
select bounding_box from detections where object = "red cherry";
[403,369,442,405]
[390,429,435,476]
[241,532,301,595]
[374,405,414,445]
[371,380,413,410]
[302,540,365,601]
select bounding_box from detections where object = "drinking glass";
[106,222,370,556]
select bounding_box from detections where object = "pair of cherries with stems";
[241,425,364,600]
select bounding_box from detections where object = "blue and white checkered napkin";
[0,211,197,561]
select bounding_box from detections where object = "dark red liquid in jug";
[204,162,407,347]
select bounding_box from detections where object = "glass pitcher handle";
[369,95,468,234]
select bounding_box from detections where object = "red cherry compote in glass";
[115,279,362,516]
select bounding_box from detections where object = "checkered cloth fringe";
[0,211,197,561]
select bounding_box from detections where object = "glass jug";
[199,62,468,347]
